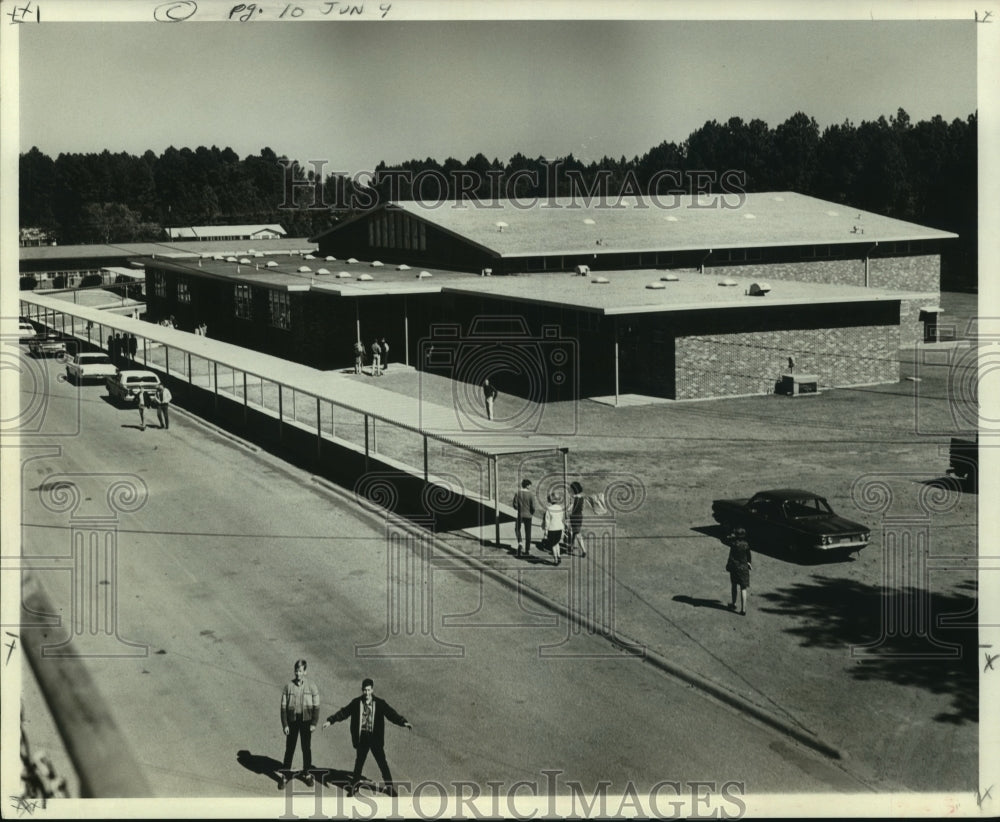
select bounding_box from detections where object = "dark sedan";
[712,488,870,554]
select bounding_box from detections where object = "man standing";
[371,338,382,377]
[279,659,320,788]
[512,479,536,557]
[483,378,498,420]
[135,388,150,432]
[353,340,365,375]
[322,678,412,796]
[154,384,172,430]
[127,333,138,362]
[379,337,390,372]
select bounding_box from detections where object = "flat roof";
[440,268,931,316]
[381,192,957,257]
[20,237,316,262]
[144,255,931,315]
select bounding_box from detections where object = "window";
[268,290,291,329]
[177,281,191,303]
[151,272,166,298]
[234,284,252,320]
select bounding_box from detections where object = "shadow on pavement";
[236,750,283,786]
[690,524,861,566]
[672,594,732,612]
[758,577,978,724]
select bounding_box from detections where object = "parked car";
[28,334,68,357]
[712,488,871,555]
[106,369,161,404]
[19,320,38,341]
[66,352,118,384]
[947,435,978,493]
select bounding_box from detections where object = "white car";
[65,352,118,384]
[19,320,37,341]
[105,369,161,404]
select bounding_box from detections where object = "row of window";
[150,271,291,329]
[368,211,427,251]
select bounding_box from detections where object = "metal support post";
[316,397,322,459]
[493,456,501,548]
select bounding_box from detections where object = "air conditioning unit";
[575,264,590,276]
[779,373,820,397]
[749,282,771,296]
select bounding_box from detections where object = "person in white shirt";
[542,491,567,565]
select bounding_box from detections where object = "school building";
[138,192,955,401]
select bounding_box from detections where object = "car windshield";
[785,497,834,517]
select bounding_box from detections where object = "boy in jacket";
[322,678,411,795]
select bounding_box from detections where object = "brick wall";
[722,258,865,287]
[868,254,940,292]
[716,253,940,294]
[897,295,941,348]
[674,324,899,400]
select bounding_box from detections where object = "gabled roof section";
[376,192,956,257]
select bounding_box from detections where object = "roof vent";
[718,278,738,287]
[417,271,432,279]
[749,281,771,296]
[239,257,252,264]
[346,257,358,264]
[316,268,331,275]
[253,251,264,258]
[298,266,311,273]
[247,248,256,254]
[646,281,667,290]
[397,264,411,270]
[481,268,493,277]
[664,215,678,222]
[371,260,383,267]
[575,264,590,276]
[743,213,756,220]
[266,260,279,268]
[660,273,680,282]
[358,273,374,281]
[591,276,610,284]
[305,254,316,260]
[325,256,337,261]
[583,218,596,225]
[337,271,352,278]
[226,256,238,263]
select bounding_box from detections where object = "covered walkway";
[19,293,569,543]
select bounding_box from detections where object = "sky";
[16,13,978,175]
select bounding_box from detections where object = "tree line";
[20,108,976,286]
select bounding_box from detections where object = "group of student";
[512,479,595,564]
[278,662,412,796]
[353,337,390,376]
[107,332,138,364]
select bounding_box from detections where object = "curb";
[307,476,848,764]
[187,411,850,767]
